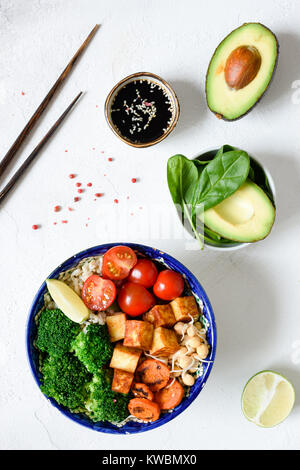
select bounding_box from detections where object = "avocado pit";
[224,45,261,90]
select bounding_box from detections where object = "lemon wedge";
[242,370,295,427]
[46,279,90,323]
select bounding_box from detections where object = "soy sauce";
[110,79,173,144]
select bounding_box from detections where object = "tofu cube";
[111,368,134,394]
[106,313,126,342]
[110,343,142,373]
[123,320,154,350]
[150,327,180,357]
[144,304,176,328]
[170,296,199,322]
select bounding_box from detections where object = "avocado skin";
[205,23,279,121]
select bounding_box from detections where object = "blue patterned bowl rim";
[26,242,217,435]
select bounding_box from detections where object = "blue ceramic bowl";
[26,243,217,434]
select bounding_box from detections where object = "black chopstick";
[0,24,99,181]
[0,92,83,205]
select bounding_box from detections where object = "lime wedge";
[46,279,90,323]
[242,370,295,427]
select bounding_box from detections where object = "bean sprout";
[180,324,189,342]
[181,358,195,377]
[180,314,196,342]
[165,377,176,389]
[144,352,168,364]
[195,330,208,344]
[171,348,182,373]
[185,344,194,355]
[193,355,214,364]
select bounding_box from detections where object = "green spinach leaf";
[167,154,204,248]
[194,150,250,212]
[167,154,198,209]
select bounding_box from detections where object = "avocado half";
[201,180,275,243]
[206,23,279,121]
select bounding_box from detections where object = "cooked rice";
[44,256,103,310]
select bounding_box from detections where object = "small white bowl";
[180,148,276,252]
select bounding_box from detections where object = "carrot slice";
[131,382,154,401]
[154,379,184,410]
[136,359,170,392]
[128,398,160,422]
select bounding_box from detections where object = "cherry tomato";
[128,259,158,288]
[118,282,155,317]
[102,245,137,280]
[153,270,184,301]
[82,274,116,311]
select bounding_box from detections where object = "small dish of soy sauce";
[105,72,180,148]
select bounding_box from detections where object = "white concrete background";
[1,0,300,450]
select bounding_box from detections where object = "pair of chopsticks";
[0,24,100,205]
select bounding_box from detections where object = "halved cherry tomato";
[102,246,137,280]
[153,270,184,301]
[118,282,155,316]
[82,274,116,311]
[128,259,158,288]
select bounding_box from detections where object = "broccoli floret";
[41,353,92,410]
[71,324,113,374]
[85,370,130,423]
[35,309,80,357]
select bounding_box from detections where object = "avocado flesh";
[206,23,278,120]
[202,181,275,243]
